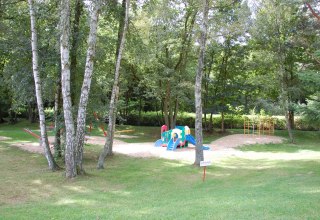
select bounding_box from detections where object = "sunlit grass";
[1,121,320,219]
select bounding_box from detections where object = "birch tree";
[75,0,101,174]
[194,0,209,166]
[28,0,59,170]
[97,0,130,169]
[60,0,76,178]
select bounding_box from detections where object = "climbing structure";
[154,125,210,151]
[244,116,275,136]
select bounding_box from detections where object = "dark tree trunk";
[288,110,294,130]
[221,111,225,133]
[209,112,213,132]
[70,0,84,106]
[173,98,178,128]
[54,67,62,158]
[28,101,37,123]
[163,81,170,128]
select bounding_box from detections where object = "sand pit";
[3,134,288,162]
[0,136,11,141]
[210,134,284,150]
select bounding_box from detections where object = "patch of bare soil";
[10,141,45,155]
[0,136,11,141]
[7,136,126,155]
[85,136,127,145]
[110,134,285,162]
[210,134,284,150]
[5,134,285,162]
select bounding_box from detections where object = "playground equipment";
[23,128,54,145]
[154,125,210,151]
[243,117,275,136]
[23,128,40,139]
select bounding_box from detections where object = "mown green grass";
[1,121,320,219]
[241,130,320,153]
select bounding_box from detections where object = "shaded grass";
[1,121,320,219]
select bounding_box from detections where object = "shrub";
[112,111,317,131]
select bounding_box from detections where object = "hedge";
[124,111,319,131]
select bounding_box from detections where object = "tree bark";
[97,0,130,169]
[173,98,178,128]
[306,2,320,22]
[288,110,294,129]
[54,65,62,158]
[276,3,294,143]
[70,0,84,106]
[194,0,209,166]
[163,81,170,128]
[28,0,59,171]
[75,0,101,174]
[60,0,77,178]
[221,111,225,132]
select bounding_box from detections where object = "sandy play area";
[1,134,290,163]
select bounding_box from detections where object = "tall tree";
[60,0,77,178]
[194,0,209,166]
[251,0,303,143]
[97,0,130,169]
[28,0,59,170]
[148,0,198,129]
[75,0,101,174]
[70,0,84,106]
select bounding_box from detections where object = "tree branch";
[305,2,320,21]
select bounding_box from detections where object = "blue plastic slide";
[167,138,181,151]
[186,134,210,150]
[154,139,163,147]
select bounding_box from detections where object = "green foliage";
[123,111,318,131]
[296,93,320,130]
[0,0,319,132]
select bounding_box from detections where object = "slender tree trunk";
[28,101,36,123]
[54,66,62,158]
[75,0,101,174]
[163,81,170,128]
[138,95,142,125]
[173,98,178,127]
[70,0,84,106]
[276,4,294,143]
[97,0,130,169]
[194,0,209,166]
[221,111,225,132]
[288,110,294,129]
[60,0,77,178]
[169,103,174,129]
[280,79,294,142]
[28,0,59,171]
[209,112,213,132]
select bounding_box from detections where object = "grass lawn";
[0,121,320,219]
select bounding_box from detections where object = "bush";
[294,117,318,131]
[123,112,317,131]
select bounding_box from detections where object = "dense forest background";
[1,0,319,130]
